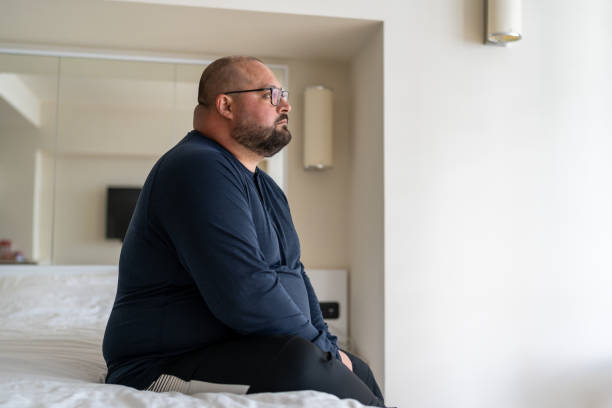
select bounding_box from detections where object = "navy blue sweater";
[102,131,339,389]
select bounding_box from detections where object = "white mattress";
[0,266,370,408]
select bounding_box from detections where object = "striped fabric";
[147,374,189,393]
[147,374,250,395]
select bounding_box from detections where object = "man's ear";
[216,94,233,120]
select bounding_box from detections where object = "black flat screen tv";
[106,187,141,241]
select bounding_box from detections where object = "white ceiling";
[0,0,380,61]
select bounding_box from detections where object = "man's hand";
[338,350,353,372]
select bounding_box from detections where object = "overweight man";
[102,56,385,407]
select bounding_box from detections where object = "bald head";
[193,56,291,169]
[197,56,263,108]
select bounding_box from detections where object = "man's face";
[229,62,292,158]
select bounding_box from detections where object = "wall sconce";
[486,0,522,45]
[303,86,333,170]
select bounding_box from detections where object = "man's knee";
[343,350,384,402]
[278,336,329,367]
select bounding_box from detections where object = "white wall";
[383,1,612,407]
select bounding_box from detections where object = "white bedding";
[0,267,370,408]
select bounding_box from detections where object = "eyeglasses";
[223,87,289,106]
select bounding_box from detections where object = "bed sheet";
[0,267,370,408]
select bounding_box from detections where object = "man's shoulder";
[166,131,227,161]
[160,132,241,178]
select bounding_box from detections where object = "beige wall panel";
[349,25,385,388]
[0,122,37,259]
[33,149,55,264]
[267,57,350,271]
[0,54,59,262]
[53,155,156,265]
[57,104,178,156]
[57,58,177,156]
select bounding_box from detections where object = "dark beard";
[231,116,292,157]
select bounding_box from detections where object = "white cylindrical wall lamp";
[486,0,522,45]
[303,86,333,170]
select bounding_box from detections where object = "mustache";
[275,114,289,125]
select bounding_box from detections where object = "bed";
[0,265,369,407]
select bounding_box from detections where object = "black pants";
[155,335,385,407]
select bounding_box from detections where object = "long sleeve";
[301,263,340,359]
[153,147,331,349]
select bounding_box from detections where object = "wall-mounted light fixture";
[486,0,522,46]
[303,86,333,170]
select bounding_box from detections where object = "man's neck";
[194,111,262,173]
[196,128,262,173]
[226,141,262,173]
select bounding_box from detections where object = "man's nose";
[277,98,291,113]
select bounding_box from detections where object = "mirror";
[0,52,287,265]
